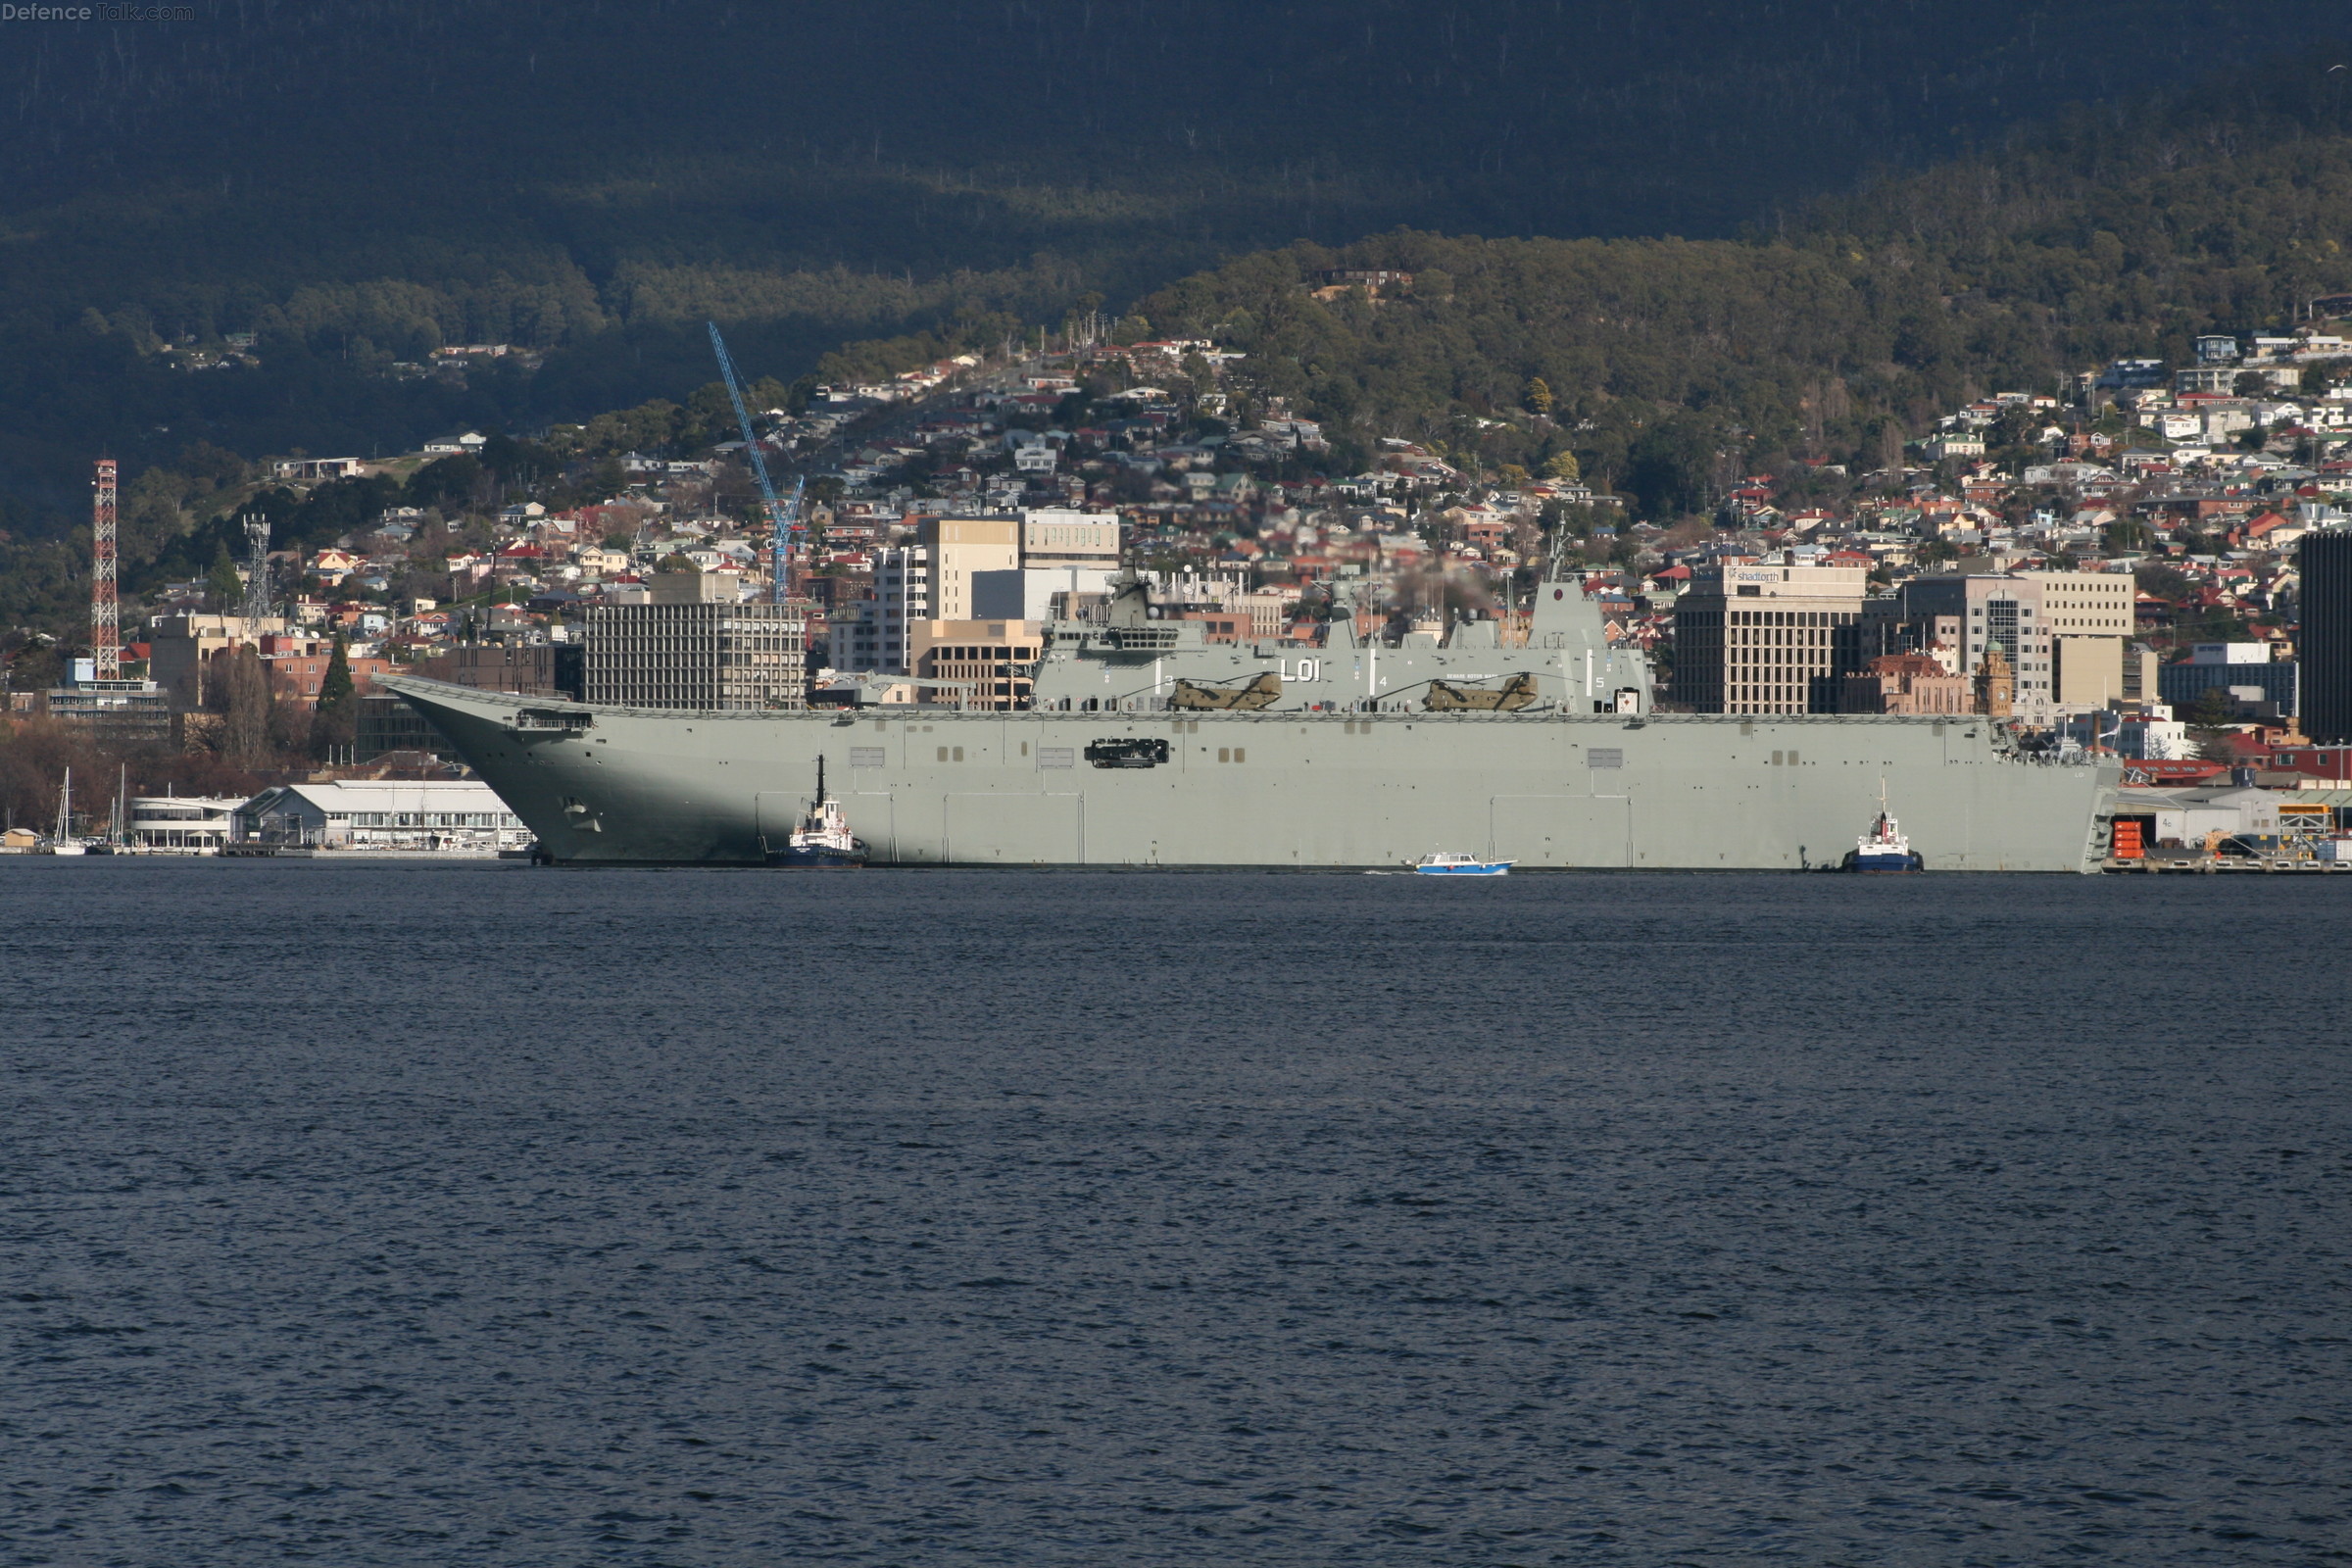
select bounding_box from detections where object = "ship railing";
[508,707,594,733]
[1099,625,1181,651]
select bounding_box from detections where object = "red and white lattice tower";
[91,459,120,681]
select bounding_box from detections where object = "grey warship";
[383,569,2115,871]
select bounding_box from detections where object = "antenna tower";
[242,514,273,623]
[1544,510,1577,583]
[91,460,119,679]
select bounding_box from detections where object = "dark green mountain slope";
[1135,63,2352,498]
[4,0,2349,521]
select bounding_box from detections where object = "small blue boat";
[1412,852,1513,877]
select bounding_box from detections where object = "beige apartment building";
[1867,568,2136,719]
[1896,573,2056,718]
[1671,564,1869,714]
[2022,568,2136,710]
[848,512,1121,674]
[2121,642,2162,710]
[149,612,289,707]
[919,515,1020,622]
[909,618,1045,710]
[1020,509,1120,571]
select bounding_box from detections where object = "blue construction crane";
[707,321,804,604]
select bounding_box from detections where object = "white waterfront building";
[233,780,530,853]
[128,795,245,851]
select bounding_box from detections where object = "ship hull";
[383,678,2114,873]
[771,844,868,868]
[1851,852,1924,873]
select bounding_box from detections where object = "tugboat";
[1846,781,1925,873]
[770,757,867,868]
[1411,851,1513,877]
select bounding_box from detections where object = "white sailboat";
[50,767,85,854]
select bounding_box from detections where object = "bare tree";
[222,647,274,768]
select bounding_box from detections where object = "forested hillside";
[2,0,2347,528]
[10,15,2352,637]
[1132,61,2352,510]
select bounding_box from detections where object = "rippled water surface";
[4,860,2348,1566]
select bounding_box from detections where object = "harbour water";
[4,861,2346,1564]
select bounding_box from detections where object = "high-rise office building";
[1896,575,2055,719]
[583,571,807,710]
[1670,564,1868,713]
[1019,510,1120,572]
[842,545,932,673]
[2298,530,2352,740]
[840,512,1117,675]
[919,515,1021,622]
[2020,569,2135,712]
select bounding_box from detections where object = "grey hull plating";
[383,677,2114,871]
